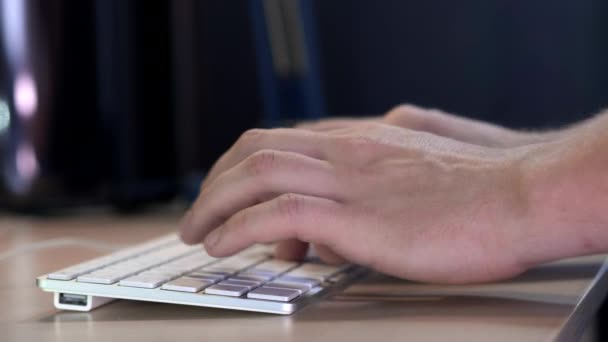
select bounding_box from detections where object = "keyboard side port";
[54,293,115,312]
[59,293,88,306]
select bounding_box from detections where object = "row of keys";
[47,234,180,281]
[155,260,337,302]
[76,244,207,284]
[74,244,274,286]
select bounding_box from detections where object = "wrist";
[516,137,608,268]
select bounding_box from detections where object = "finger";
[202,193,345,257]
[201,128,328,192]
[180,150,341,244]
[275,239,309,260]
[313,244,348,264]
[296,117,378,132]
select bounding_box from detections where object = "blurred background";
[2,1,608,338]
[1,0,608,212]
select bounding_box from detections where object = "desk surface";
[1,209,606,342]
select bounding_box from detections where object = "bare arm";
[179,107,608,284]
[519,111,608,267]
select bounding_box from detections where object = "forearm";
[519,110,608,266]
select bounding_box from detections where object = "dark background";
[184,0,608,172]
[1,0,608,203]
[314,0,608,129]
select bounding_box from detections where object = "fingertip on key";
[178,210,196,245]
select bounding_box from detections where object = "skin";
[179,104,608,284]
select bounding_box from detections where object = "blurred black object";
[0,0,178,211]
[0,0,262,211]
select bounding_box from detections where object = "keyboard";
[36,234,365,314]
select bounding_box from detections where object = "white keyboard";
[36,234,365,314]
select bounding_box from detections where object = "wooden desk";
[1,210,606,342]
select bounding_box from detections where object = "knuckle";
[236,128,267,149]
[384,104,434,132]
[240,128,266,141]
[245,149,279,176]
[384,104,416,122]
[276,193,305,221]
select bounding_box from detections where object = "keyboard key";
[200,265,241,275]
[139,269,182,278]
[77,270,137,284]
[119,275,170,288]
[250,260,298,274]
[232,274,272,282]
[161,277,213,293]
[185,273,223,283]
[205,284,249,297]
[188,271,227,280]
[196,270,233,278]
[48,270,82,281]
[327,273,348,283]
[273,275,320,290]
[221,279,260,288]
[209,254,268,271]
[286,263,344,281]
[241,269,277,278]
[247,287,300,302]
[264,281,309,293]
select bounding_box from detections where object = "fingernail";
[204,228,222,249]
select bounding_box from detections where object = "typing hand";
[298,104,560,148]
[179,122,535,284]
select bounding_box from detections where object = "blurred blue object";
[249,0,325,127]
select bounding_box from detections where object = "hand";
[179,122,533,284]
[298,104,560,148]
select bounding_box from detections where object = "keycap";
[264,281,309,293]
[247,287,300,302]
[327,273,348,283]
[77,270,137,284]
[241,269,277,278]
[185,272,223,283]
[209,255,268,271]
[139,269,182,278]
[232,274,272,282]
[161,277,213,293]
[47,269,86,281]
[204,284,249,297]
[250,259,298,274]
[200,266,238,275]
[196,270,232,278]
[119,275,170,288]
[272,275,320,290]
[286,263,344,281]
[169,254,216,271]
[221,279,260,289]
[48,261,120,281]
